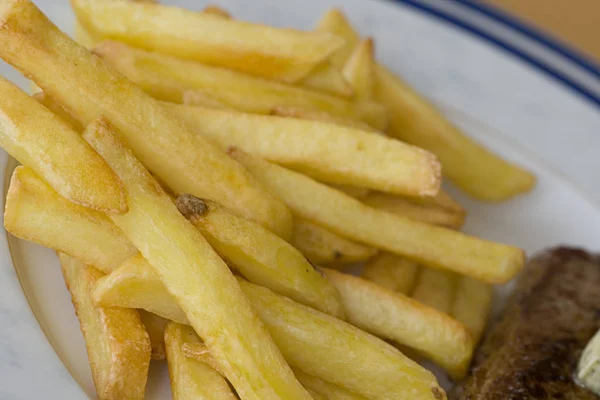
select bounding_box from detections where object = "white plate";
[1,1,600,398]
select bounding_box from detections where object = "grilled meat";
[453,247,600,400]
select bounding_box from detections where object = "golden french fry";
[139,311,168,361]
[165,322,237,400]
[375,65,536,200]
[71,0,343,83]
[317,8,536,200]
[202,5,232,18]
[230,149,525,284]
[451,276,493,344]
[82,117,309,400]
[315,9,359,68]
[361,253,420,294]
[324,269,473,378]
[4,166,137,272]
[60,254,150,400]
[0,1,292,238]
[412,268,458,314]
[175,194,344,317]
[0,76,126,213]
[32,92,84,131]
[167,105,440,197]
[301,62,353,97]
[342,38,375,100]
[93,41,386,129]
[363,192,466,229]
[270,106,376,132]
[94,260,445,400]
[290,218,377,266]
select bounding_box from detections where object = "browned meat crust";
[453,247,600,400]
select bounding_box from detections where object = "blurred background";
[491,0,599,59]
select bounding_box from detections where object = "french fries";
[291,218,377,266]
[165,322,237,400]
[71,0,343,83]
[82,117,310,400]
[412,268,458,314]
[175,194,344,317]
[139,311,168,360]
[230,149,525,284]
[60,254,150,400]
[4,166,137,272]
[361,253,420,294]
[451,277,493,344]
[94,260,445,400]
[270,106,376,132]
[343,38,375,100]
[0,0,292,238]
[318,8,535,200]
[363,191,466,229]
[324,269,473,379]
[0,76,125,213]
[93,41,386,129]
[167,105,440,197]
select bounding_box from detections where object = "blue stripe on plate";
[449,0,600,80]
[393,0,600,107]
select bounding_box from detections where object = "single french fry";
[182,342,224,376]
[375,65,536,200]
[202,5,232,18]
[82,117,309,400]
[451,276,493,344]
[167,105,440,197]
[361,253,420,294]
[165,322,237,400]
[175,194,344,317]
[60,254,150,400]
[324,269,473,379]
[342,38,375,100]
[290,218,377,266]
[270,106,376,132]
[317,8,536,200]
[412,268,458,314]
[93,41,386,129]
[94,261,445,400]
[32,92,85,131]
[139,310,168,361]
[4,166,137,273]
[301,62,353,97]
[0,76,125,213]
[71,0,343,83]
[230,149,525,284]
[419,189,465,213]
[315,9,359,68]
[0,0,292,238]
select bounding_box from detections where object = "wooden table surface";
[489,0,600,62]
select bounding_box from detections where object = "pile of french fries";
[0,0,535,399]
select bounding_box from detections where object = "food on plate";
[454,248,600,399]
[139,311,168,360]
[166,104,440,196]
[342,38,375,100]
[362,191,466,229]
[71,0,344,82]
[231,148,525,283]
[412,268,457,314]
[0,1,292,238]
[290,218,377,266]
[323,269,473,379]
[165,322,237,400]
[82,117,311,399]
[175,194,344,317]
[4,166,137,272]
[60,253,151,400]
[93,41,386,129]
[318,8,536,201]
[362,253,420,294]
[451,276,493,344]
[95,259,445,399]
[0,76,125,213]
[578,328,600,396]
